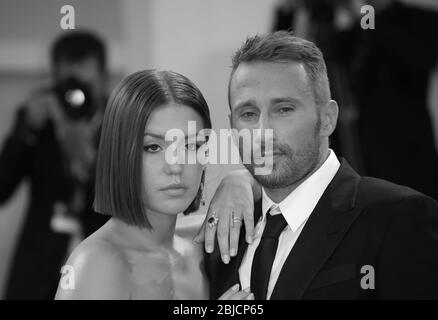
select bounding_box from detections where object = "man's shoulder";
[358,176,419,202]
[354,175,437,214]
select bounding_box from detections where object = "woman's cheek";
[142,156,162,194]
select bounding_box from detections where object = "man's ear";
[321,100,339,137]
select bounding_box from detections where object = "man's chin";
[244,165,295,189]
[254,175,297,189]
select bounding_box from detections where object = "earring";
[199,170,206,206]
[200,180,205,206]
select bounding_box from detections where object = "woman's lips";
[160,184,188,196]
[256,150,284,158]
[162,188,187,196]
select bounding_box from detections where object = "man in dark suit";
[201,31,438,299]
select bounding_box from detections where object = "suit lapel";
[270,159,363,299]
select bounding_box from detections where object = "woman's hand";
[218,284,254,300]
[193,169,261,264]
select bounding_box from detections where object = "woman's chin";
[153,198,193,215]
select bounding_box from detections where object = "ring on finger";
[208,213,219,228]
[231,212,242,227]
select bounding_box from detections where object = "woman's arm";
[194,168,261,264]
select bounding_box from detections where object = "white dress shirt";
[238,150,340,299]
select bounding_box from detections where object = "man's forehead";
[57,55,100,67]
[232,62,309,93]
[230,61,311,105]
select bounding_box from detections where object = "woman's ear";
[321,100,339,137]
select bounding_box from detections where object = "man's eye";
[144,144,162,153]
[240,112,258,120]
[277,107,294,114]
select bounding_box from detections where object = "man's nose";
[254,113,272,145]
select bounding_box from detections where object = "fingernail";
[246,293,255,300]
[244,287,251,293]
[232,283,240,291]
[246,235,253,243]
[230,248,237,257]
[222,254,230,264]
[206,245,213,253]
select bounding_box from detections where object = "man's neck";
[264,149,330,203]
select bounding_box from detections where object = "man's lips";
[258,150,284,157]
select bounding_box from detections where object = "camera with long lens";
[53,77,96,120]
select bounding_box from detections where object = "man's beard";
[242,119,322,189]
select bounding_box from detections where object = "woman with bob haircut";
[55,70,253,300]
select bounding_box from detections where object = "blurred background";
[0,0,437,299]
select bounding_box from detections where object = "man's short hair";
[51,31,107,73]
[229,31,331,106]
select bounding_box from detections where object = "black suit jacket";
[205,159,438,299]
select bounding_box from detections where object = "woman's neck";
[110,210,177,251]
[147,209,177,248]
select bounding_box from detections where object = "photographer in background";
[0,31,110,299]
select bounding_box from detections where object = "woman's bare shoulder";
[55,236,132,299]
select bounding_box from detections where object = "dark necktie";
[251,205,288,299]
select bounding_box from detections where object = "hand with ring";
[194,169,261,264]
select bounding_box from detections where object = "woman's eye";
[185,142,201,151]
[144,144,162,153]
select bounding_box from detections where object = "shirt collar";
[261,149,340,232]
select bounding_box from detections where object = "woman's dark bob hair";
[94,70,212,229]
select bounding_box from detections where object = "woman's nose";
[165,162,184,175]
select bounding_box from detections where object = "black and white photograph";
[0,0,437,306]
